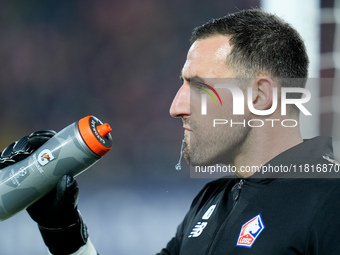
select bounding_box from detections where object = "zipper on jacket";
[206,179,245,255]
[233,179,245,202]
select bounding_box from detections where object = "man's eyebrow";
[191,76,205,83]
[179,74,205,83]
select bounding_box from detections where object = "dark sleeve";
[156,179,226,255]
[306,184,340,254]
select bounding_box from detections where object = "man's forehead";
[182,35,232,79]
[187,35,232,61]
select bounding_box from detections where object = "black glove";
[28,175,89,254]
[0,130,88,254]
[0,130,56,168]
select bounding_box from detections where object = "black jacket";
[158,136,340,254]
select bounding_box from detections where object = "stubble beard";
[184,117,250,167]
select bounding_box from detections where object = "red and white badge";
[236,214,265,248]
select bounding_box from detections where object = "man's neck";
[233,123,303,178]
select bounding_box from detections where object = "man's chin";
[186,157,219,167]
[184,146,226,166]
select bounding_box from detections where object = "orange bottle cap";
[78,116,112,156]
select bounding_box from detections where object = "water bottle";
[0,115,112,221]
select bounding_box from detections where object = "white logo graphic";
[188,204,217,238]
[202,205,216,220]
[188,222,208,238]
[38,149,55,166]
[201,84,311,116]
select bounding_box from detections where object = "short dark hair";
[190,9,309,88]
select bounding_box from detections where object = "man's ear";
[251,77,275,111]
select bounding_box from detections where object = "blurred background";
[0,0,339,254]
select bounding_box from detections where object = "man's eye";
[194,81,206,89]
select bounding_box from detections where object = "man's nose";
[169,84,190,118]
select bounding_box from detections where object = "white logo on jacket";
[188,205,216,238]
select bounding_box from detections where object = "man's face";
[169,35,251,166]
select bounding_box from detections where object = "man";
[1,8,340,254]
[164,8,340,254]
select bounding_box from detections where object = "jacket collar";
[247,136,333,182]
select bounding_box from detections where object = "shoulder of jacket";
[189,178,231,210]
